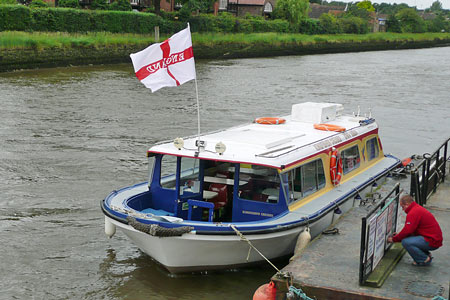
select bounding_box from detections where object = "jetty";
[271,139,449,300]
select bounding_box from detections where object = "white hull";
[107,204,343,273]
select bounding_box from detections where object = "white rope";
[230,225,282,274]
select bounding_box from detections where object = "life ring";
[255,117,286,125]
[314,123,346,132]
[330,149,343,186]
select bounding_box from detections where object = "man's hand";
[387,237,394,243]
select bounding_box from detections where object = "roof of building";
[308,3,345,19]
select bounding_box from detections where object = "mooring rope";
[230,224,283,275]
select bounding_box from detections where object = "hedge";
[0,5,369,34]
[0,5,290,34]
[0,5,177,33]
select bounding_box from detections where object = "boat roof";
[148,102,379,169]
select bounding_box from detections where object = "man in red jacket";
[387,194,443,266]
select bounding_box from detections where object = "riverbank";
[1,31,450,72]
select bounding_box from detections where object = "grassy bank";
[1,31,450,71]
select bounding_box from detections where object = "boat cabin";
[126,102,384,224]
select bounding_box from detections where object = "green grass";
[1,31,450,50]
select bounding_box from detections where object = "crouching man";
[387,194,443,266]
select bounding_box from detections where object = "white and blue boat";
[101,102,400,273]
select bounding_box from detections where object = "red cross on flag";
[130,25,196,93]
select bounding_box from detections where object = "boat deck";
[272,178,450,300]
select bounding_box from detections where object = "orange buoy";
[255,117,286,125]
[314,123,346,132]
[253,281,277,300]
[330,149,343,186]
[402,157,412,166]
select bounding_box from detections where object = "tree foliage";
[274,0,309,25]
[395,8,426,33]
[356,0,374,12]
[90,0,108,10]
[58,0,80,8]
[0,0,17,4]
[109,0,131,11]
[429,0,442,12]
[29,0,48,7]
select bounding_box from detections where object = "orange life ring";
[314,123,346,132]
[255,117,286,125]
[330,150,343,186]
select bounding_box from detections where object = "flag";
[130,25,196,93]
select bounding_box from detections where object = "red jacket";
[393,201,443,248]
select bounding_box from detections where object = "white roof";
[148,103,378,169]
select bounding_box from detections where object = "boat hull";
[106,205,341,273]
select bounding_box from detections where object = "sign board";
[359,184,400,285]
[372,208,388,269]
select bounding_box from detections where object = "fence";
[359,183,400,285]
[410,137,449,206]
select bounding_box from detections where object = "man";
[387,194,443,266]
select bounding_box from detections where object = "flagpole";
[194,77,201,152]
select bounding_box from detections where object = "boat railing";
[409,137,449,206]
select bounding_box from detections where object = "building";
[219,0,275,18]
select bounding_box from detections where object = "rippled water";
[1,47,449,300]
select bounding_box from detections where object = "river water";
[0,46,449,300]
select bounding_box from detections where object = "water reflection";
[98,248,278,300]
[0,46,449,300]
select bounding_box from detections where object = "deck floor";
[273,178,450,300]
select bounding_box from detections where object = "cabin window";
[341,145,360,174]
[238,165,280,203]
[179,157,200,193]
[160,155,177,189]
[148,155,155,186]
[366,138,379,161]
[286,159,325,204]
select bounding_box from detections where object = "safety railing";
[359,183,400,285]
[410,137,449,206]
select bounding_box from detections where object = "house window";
[341,145,360,174]
[366,138,380,161]
[238,165,280,203]
[219,0,227,10]
[286,159,326,204]
[264,2,272,13]
[130,0,138,4]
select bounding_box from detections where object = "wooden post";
[154,26,160,43]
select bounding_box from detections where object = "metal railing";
[410,137,449,206]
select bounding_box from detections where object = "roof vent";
[291,102,343,124]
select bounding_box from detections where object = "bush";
[319,13,339,34]
[108,0,131,11]
[58,0,80,8]
[0,4,31,30]
[338,16,369,34]
[0,0,18,4]
[29,0,49,7]
[90,0,108,10]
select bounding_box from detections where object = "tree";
[58,0,80,8]
[357,0,374,12]
[274,0,310,25]
[429,0,442,12]
[396,8,426,33]
[29,0,48,7]
[109,0,131,11]
[90,0,108,9]
[0,0,17,4]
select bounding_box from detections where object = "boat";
[101,102,401,273]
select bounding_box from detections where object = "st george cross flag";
[130,25,196,93]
